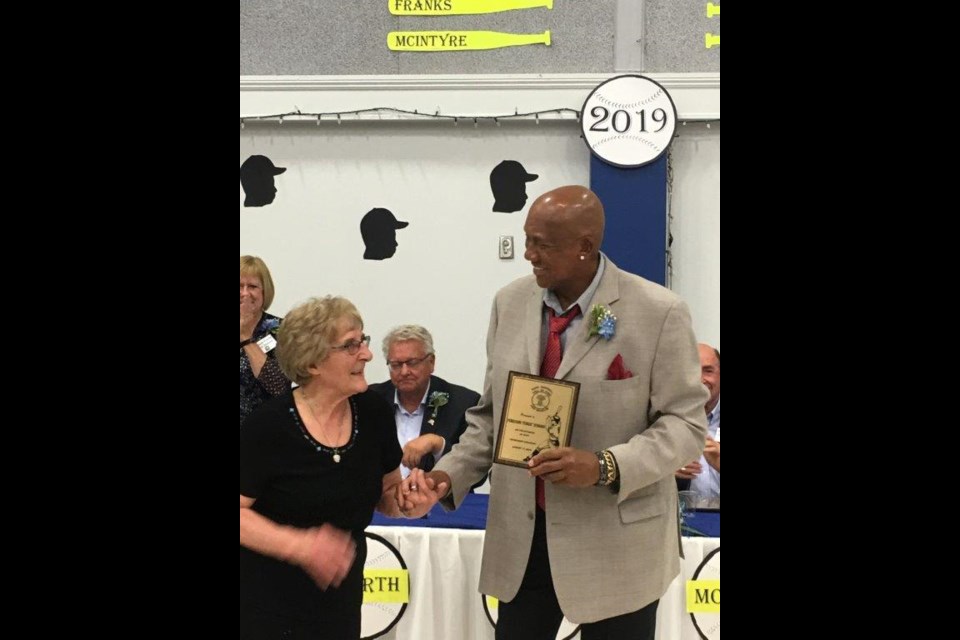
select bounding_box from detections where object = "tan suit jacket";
[435,258,708,623]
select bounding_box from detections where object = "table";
[370,492,491,530]
[372,493,719,537]
[364,499,719,640]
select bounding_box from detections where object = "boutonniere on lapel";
[587,304,617,341]
[426,391,450,427]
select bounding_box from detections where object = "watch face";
[580,75,678,168]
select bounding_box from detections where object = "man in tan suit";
[399,185,707,639]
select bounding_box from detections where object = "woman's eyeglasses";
[330,334,372,355]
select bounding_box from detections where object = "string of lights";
[239,108,720,128]
[239,107,584,128]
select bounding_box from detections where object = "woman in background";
[240,296,411,638]
[240,255,290,426]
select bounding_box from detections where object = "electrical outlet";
[499,236,514,259]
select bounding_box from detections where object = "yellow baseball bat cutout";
[389,0,552,16]
[389,30,551,51]
[705,32,720,49]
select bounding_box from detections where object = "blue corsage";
[262,317,280,335]
[587,304,617,341]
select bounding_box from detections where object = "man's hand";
[675,460,703,480]
[402,434,443,469]
[527,447,600,487]
[396,469,449,518]
[703,436,720,472]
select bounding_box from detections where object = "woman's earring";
[580,255,586,261]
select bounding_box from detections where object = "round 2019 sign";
[580,75,678,168]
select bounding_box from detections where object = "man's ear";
[579,237,595,255]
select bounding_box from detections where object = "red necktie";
[536,304,580,510]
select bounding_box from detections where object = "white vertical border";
[615,0,645,71]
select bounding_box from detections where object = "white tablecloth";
[366,525,719,640]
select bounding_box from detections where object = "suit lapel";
[419,376,445,434]
[419,405,433,434]
[525,286,545,374]
[378,383,396,407]
[554,261,622,380]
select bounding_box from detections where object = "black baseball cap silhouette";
[240,155,287,207]
[491,160,538,184]
[490,160,539,213]
[361,208,408,235]
[361,208,410,260]
[241,155,287,178]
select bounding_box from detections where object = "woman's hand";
[240,307,259,342]
[397,469,449,518]
[292,524,356,590]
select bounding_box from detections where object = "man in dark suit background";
[369,325,480,476]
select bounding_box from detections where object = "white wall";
[241,121,589,393]
[669,123,720,351]
[240,75,720,387]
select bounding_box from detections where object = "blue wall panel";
[590,154,667,286]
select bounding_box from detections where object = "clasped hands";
[395,446,602,517]
[292,523,356,591]
[703,436,719,472]
[240,306,259,342]
[676,436,719,479]
[395,469,449,518]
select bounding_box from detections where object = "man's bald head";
[528,186,605,255]
[523,186,606,308]
[698,343,720,413]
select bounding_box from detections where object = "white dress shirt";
[690,397,720,503]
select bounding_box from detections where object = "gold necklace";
[301,392,349,463]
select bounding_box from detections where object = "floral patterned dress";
[240,312,290,426]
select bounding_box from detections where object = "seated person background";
[369,325,480,477]
[676,343,720,505]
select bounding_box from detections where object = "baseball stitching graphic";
[581,75,677,168]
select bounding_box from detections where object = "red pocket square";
[607,354,634,380]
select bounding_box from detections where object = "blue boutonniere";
[262,318,280,336]
[587,304,617,340]
[427,391,449,426]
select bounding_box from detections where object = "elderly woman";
[240,255,291,426]
[239,296,409,639]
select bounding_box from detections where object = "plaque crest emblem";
[530,385,552,411]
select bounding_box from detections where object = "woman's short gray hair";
[277,296,363,386]
[381,325,435,360]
